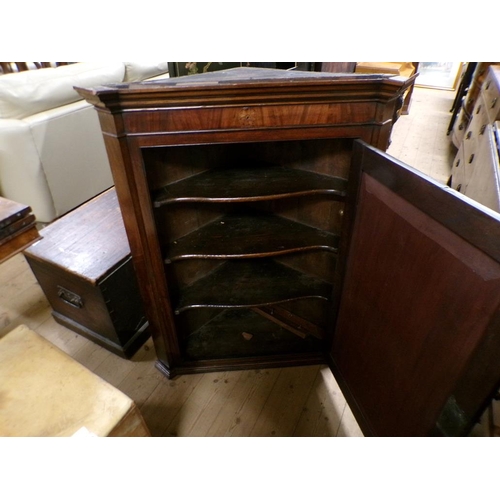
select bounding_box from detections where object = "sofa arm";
[0,62,125,120]
[0,119,56,222]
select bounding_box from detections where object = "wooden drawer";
[451,146,465,192]
[24,188,150,358]
[463,123,500,212]
[466,94,490,146]
[455,94,491,192]
[461,126,482,191]
[482,69,500,123]
[451,106,470,148]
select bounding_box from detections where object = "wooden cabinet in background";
[453,123,500,212]
[451,65,500,211]
[78,68,500,437]
[451,63,500,148]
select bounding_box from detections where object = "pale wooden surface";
[0,324,150,437]
[1,86,484,438]
[388,86,456,184]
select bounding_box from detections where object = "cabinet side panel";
[331,174,500,436]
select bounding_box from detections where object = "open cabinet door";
[329,141,500,436]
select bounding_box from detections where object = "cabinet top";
[76,67,411,111]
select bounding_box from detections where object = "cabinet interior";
[141,138,354,362]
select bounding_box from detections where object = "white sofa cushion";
[124,62,169,82]
[0,100,114,223]
[0,119,56,222]
[0,62,125,120]
[25,100,114,221]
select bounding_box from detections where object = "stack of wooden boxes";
[0,197,39,264]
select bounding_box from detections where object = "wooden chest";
[24,188,149,358]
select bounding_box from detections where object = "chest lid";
[25,188,130,282]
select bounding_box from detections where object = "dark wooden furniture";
[23,188,149,358]
[0,197,39,264]
[77,68,500,436]
[76,68,411,375]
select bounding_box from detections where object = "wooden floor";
[0,86,476,437]
[388,85,456,183]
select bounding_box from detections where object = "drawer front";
[121,101,381,136]
[451,146,465,192]
[463,124,500,212]
[461,127,481,190]
[470,92,488,123]
[451,107,469,148]
[482,75,500,123]
[466,94,489,145]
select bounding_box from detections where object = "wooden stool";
[0,325,150,437]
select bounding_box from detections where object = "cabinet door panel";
[330,141,500,436]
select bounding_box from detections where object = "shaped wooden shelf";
[174,259,333,314]
[183,309,324,361]
[153,165,348,206]
[165,212,339,263]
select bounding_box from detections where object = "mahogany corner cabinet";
[78,68,500,436]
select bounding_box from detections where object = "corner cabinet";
[78,68,500,436]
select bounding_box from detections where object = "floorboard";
[249,364,322,437]
[206,367,283,437]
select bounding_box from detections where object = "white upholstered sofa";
[0,62,169,223]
